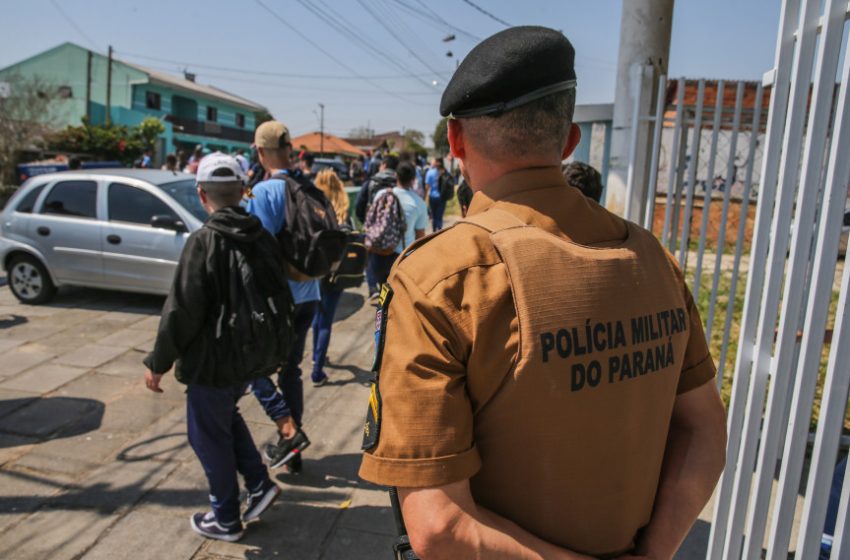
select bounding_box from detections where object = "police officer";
[359,26,727,559]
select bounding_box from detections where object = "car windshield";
[155,179,208,222]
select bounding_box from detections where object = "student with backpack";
[245,121,345,473]
[310,168,366,386]
[143,153,286,542]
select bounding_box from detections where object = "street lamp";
[318,103,325,155]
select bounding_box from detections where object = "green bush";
[45,117,165,166]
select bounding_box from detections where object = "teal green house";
[0,42,266,156]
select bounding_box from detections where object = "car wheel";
[8,255,56,305]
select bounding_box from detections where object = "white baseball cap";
[196,152,246,183]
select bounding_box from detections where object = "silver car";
[1,169,207,304]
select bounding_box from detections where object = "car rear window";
[155,179,208,222]
[41,180,98,219]
[15,184,46,213]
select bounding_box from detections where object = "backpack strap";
[461,208,529,234]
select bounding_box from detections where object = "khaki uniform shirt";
[359,167,716,556]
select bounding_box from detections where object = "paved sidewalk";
[0,270,717,559]
[0,278,393,560]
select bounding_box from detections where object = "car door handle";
[106,234,122,245]
[37,226,50,236]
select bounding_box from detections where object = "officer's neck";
[462,154,562,192]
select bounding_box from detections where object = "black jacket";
[143,206,281,385]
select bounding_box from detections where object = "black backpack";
[275,172,348,280]
[325,231,368,290]
[439,174,456,202]
[211,236,295,385]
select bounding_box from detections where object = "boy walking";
[143,153,287,542]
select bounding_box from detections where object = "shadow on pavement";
[275,453,367,491]
[324,363,371,387]
[43,286,164,314]
[0,315,27,329]
[334,292,366,322]
[116,433,189,462]
[0,397,104,443]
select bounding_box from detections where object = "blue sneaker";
[190,512,243,542]
[311,371,328,387]
[243,479,281,523]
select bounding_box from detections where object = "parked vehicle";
[1,169,207,304]
[311,158,350,181]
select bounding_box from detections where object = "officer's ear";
[447,119,465,159]
[561,123,582,160]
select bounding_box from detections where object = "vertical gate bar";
[797,239,850,558]
[662,79,686,248]
[722,0,823,555]
[643,75,668,230]
[625,65,648,222]
[600,123,613,204]
[717,83,764,385]
[707,81,744,388]
[706,0,800,557]
[746,2,849,556]
[678,80,706,273]
[766,14,850,556]
[831,457,850,559]
[670,114,690,253]
[692,81,726,301]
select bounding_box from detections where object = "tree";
[0,74,57,183]
[46,117,165,166]
[348,125,375,138]
[433,118,449,155]
[403,129,427,155]
[255,110,274,127]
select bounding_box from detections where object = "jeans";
[251,301,318,426]
[429,196,446,231]
[312,287,344,379]
[366,252,399,296]
[186,383,269,525]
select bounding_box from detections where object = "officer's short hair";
[562,161,603,202]
[397,162,416,186]
[460,89,576,161]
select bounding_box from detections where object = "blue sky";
[1,0,780,140]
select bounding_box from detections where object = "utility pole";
[605,0,674,220]
[318,102,325,155]
[85,50,92,122]
[106,45,113,126]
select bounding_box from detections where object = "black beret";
[440,26,576,118]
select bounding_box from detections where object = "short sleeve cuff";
[359,446,482,488]
[677,353,717,394]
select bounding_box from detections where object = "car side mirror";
[151,214,187,232]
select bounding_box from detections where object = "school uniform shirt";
[358,166,716,557]
[392,186,429,255]
[425,167,439,199]
[245,176,320,304]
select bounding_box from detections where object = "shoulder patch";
[362,283,393,450]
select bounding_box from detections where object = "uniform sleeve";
[359,267,481,488]
[676,283,717,394]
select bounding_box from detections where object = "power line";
[460,0,512,27]
[116,50,448,81]
[49,0,99,50]
[378,0,448,67]
[392,0,481,42]
[253,0,431,105]
[296,0,435,90]
[356,0,444,79]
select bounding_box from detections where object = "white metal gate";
[626,1,850,557]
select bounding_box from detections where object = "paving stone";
[55,344,127,369]
[0,469,65,525]
[0,339,22,354]
[320,526,393,560]
[99,390,181,435]
[0,433,38,466]
[0,363,87,394]
[0,346,57,377]
[97,349,149,377]
[115,407,191,465]
[98,328,156,349]
[134,334,156,353]
[335,487,394,536]
[0,508,118,560]
[12,431,133,477]
[133,462,208,520]
[81,509,203,560]
[127,315,161,332]
[53,371,136,402]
